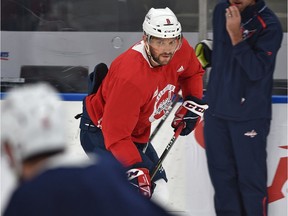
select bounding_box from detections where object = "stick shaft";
[151,123,184,181]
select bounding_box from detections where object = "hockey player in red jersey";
[79,7,207,204]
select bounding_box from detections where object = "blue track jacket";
[205,0,283,121]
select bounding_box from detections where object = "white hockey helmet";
[143,7,182,38]
[1,83,66,163]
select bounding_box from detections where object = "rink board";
[52,94,288,216]
[1,95,287,216]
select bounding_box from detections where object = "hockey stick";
[149,93,182,142]
[150,123,185,181]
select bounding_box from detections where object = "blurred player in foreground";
[1,83,175,216]
[78,7,207,204]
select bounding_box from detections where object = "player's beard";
[149,47,173,66]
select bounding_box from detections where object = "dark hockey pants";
[204,112,270,216]
[79,124,167,183]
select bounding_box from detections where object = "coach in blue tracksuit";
[204,0,283,215]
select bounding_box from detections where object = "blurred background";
[1,0,287,93]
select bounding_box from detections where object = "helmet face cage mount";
[143,7,182,39]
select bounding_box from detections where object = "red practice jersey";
[85,37,204,167]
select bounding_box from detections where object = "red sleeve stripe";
[257,15,267,29]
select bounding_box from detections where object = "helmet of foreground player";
[1,83,66,163]
[143,7,182,38]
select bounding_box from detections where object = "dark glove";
[195,39,213,69]
[88,63,108,95]
[171,96,208,136]
[127,168,152,198]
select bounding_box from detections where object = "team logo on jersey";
[152,88,159,99]
[149,84,176,122]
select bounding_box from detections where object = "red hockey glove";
[127,168,152,198]
[171,96,208,136]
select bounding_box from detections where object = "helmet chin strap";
[144,43,161,67]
